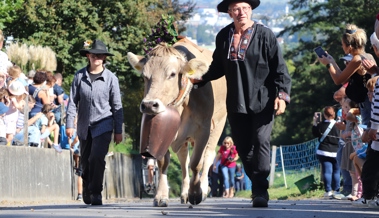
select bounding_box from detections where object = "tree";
[273,0,379,145]
[0,0,23,29]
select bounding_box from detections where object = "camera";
[228,156,233,161]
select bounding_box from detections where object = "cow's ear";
[182,58,209,80]
[127,52,146,73]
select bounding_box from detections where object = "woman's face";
[341,40,350,55]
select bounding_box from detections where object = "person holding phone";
[317,24,376,126]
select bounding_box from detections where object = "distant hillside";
[192,0,288,15]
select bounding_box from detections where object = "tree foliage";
[273,0,379,145]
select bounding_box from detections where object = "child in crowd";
[33,104,61,152]
[13,95,42,147]
[333,97,358,200]
[7,65,28,87]
[0,102,9,145]
[4,80,27,145]
[343,102,367,201]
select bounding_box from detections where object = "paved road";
[0,197,378,218]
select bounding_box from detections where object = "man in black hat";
[66,39,123,206]
[197,0,291,207]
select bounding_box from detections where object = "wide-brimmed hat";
[0,102,8,115]
[79,39,114,57]
[217,0,260,13]
[8,80,28,96]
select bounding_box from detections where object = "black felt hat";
[79,39,114,57]
[217,0,260,13]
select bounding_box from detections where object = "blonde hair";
[223,136,234,145]
[7,65,21,79]
[342,24,367,50]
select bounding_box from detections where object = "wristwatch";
[326,63,332,69]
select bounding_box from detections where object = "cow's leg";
[154,150,170,207]
[198,118,225,202]
[177,142,190,204]
[188,132,209,205]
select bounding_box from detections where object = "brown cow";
[127,38,227,207]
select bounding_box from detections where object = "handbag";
[315,120,336,151]
[345,73,370,103]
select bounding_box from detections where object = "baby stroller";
[141,157,159,197]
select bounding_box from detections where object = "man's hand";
[274,98,286,115]
[66,128,74,138]
[114,133,122,144]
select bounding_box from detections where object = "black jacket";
[201,22,291,114]
[312,121,339,153]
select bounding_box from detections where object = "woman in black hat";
[66,39,123,206]
[195,0,292,207]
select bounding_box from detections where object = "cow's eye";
[169,72,176,79]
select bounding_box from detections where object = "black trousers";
[80,129,112,195]
[361,146,379,199]
[227,111,274,197]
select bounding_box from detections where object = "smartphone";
[314,46,327,58]
[315,112,322,123]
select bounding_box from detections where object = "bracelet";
[326,63,332,69]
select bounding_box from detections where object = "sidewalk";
[0,198,377,218]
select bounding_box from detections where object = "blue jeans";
[221,165,236,189]
[336,139,352,193]
[359,96,371,126]
[318,155,340,192]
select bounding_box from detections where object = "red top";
[218,145,237,168]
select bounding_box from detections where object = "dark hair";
[46,71,56,87]
[33,70,48,84]
[323,106,336,119]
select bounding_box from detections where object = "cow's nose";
[140,99,165,114]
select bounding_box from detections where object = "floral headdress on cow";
[144,14,178,55]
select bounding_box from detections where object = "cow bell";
[140,106,181,160]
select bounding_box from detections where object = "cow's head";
[127,43,208,115]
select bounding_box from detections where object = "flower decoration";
[144,14,178,55]
[83,40,93,48]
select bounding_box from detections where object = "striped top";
[66,66,123,140]
[370,78,379,151]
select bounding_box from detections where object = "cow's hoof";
[188,190,203,205]
[153,199,168,207]
[180,195,188,204]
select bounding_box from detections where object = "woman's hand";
[317,52,335,65]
